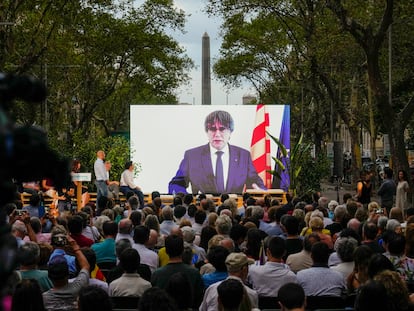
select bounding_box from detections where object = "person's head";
[204,110,234,150]
[67,215,84,235]
[80,248,97,275]
[19,241,40,267]
[139,287,178,311]
[215,214,232,235]
[362,221,378,240]
[11,279,45,311]
[278,283,306,311]
[115,238,132,258]
[207,245,230,272]
[384,167,393,179]
[50,225,68,248]
[165,234,184,258]
[119,248,140,273]
[78,285,112,311]
[187,204,197,218]
[133,225,150,244]
[124,161,133,170]
[194,210,207,225]
[267,236,286,260]
[303,233,321,252]
[174,205,187,219]
[104,160,112,171]
[355,280,393,311]
[29,193,41,206]
[162,206,174,221]
[250,206,265,221]
[128,195,140,210]
[48,255,69,283]
[229,223,248,245]
[102,221,118,238]
[225,252,253,280]
[129,210,142,227]
[336,236,358,263]
[12,220,27,238]
[389,207,404,223]
[118,218,133,235]
[165,272,193,310]
[310,242,330,265]
[144,214,160,233]
[97,150,105,160]
[217,279,244,311]
[387,233,406,256]
[398,169,408,181]
[374,270,410,311]
[367,253,395,279]
[386,219,402,234]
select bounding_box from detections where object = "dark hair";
[124,161,133,170]
[311,242,330,264]
[67,215,84,235]
[220,193,230,202]
[78,285,112,311]
[384,167,393,179]
[133,225,150,244]
[278,283,305,309]
[207,246,229,272]
[139,287,178,311]
[174,205,186,219]
[80,248,96,272]
[115,239,132,258]
[130,210,142,227]
[151,191,161,200]
[165,235,184,258]
[268,236,286,259]
[173,196,183,207]
[388,234,406,255]
[48,258,69,281]
[245,228,267,260]
[398,170,408,181]
[194,210,207,225]
[165,272,193,309]
[102,221,118,237]
[29,193,41,206]
[230,224,248,243]
[217,279,244,310]
[363,221,378,240]
[119,248,140,273]
[183,194,194,205]
[283,215,300,235]
[199,226,217,251]
[304,233,321,251]
[204,110,234,132]
[355,280,393,311]
[11,279,45,311]
[187,204,197,218]
[367,253,395,279]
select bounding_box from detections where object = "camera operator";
[10,211,37,247]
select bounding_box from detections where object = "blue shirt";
[202,271,228,288]
[49,249,77,274]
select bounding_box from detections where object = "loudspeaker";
[333,141,344,177]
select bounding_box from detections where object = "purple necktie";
[216,151,225,193]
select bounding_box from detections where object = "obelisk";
[202,32,211,105]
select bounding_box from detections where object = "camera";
[15,209,27,216]
[375,208,384,214]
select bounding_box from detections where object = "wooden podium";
[72,173,91,211]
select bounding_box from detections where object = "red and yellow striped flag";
[250,104,272,188]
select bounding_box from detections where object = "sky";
[170,1,255,105]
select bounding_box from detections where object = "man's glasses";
[208,126,228,132]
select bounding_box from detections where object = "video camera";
[0,72,71,292]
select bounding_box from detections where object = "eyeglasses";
[208,126,228,132]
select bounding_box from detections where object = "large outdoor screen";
[130,105,290,194]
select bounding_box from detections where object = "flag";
[250,104,272,189]
[272,105,290,191]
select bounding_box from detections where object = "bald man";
[94,150,108,208]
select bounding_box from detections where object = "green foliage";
[268,132,312,196]
[298,151,331,195]
[70,132,134,185]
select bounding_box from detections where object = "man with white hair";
[181,226,206,264]
[12,214,36,246]
[215,214,232,237]
[326,205,347,238]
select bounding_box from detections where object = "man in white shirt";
[132,225,158,273]
[94,150,108,208]
[120,161,144,208]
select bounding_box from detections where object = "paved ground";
[320,180,380,204]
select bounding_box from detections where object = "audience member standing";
[94,150,108,208]
[396,170,409,213]
[377,167,396,214]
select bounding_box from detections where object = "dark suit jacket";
[168,143,266,194]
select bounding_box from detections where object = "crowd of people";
[4,164,414,311]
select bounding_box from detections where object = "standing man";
[377,167,396,214]
[94,150,108,208]
[169,110,266,194]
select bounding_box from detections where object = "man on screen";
[168,110,266,194]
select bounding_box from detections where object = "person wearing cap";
[49,225,78,277]
[182,225,207,264]
[199,252,259,311]
[43,235,90,311]
[247,236,297,297]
